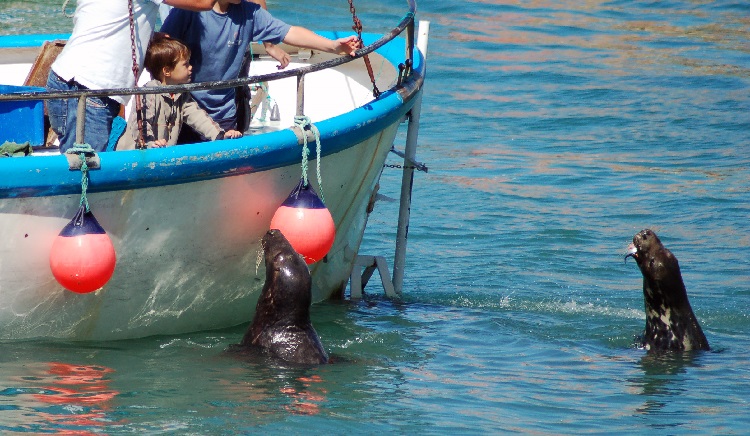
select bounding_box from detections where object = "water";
[1,0,750,433]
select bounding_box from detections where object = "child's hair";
[144,34,191,81]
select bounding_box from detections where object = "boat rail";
[0,0,418,138]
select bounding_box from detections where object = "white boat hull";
[0,125,396,340]
[0,23,426,340]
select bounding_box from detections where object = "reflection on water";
[281,374,327,415]
[0,361,119,433]
[446,0,750,76]
[629,352,700,416]
[34,362,118,405]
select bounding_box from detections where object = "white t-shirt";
[51,0,163,105]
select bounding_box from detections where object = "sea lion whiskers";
[255,236,266,275]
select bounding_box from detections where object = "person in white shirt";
[46,0,217,153]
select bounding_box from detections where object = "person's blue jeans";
[46,71,120,153]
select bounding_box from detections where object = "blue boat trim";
[0,34,69,48]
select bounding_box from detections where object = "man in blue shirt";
[161,0,360,137]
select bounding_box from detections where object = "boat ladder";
[349,20,430,300]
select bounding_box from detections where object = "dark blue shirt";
[161,3,291,124]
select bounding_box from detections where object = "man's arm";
[283,26,360,56]
[163,0,216,12]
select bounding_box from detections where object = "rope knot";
[65,143,95,212]
[65,143,96,155]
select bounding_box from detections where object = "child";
[160,0,360,140]
[47,0,217,153]
[116,35,242,150]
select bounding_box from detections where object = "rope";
[293,115,325,204]
[65,144,95,212]
[128,0,147,149]
[61,0,74,18]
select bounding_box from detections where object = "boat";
[0,1,428,340]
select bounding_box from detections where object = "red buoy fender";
[49,205,116,294]
[270,179,335,264]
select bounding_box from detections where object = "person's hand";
[264,42,290,69]
[148,139,168,148]
[223,129,243,139]
[335,35,361,57]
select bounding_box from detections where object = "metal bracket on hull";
[291,123,321,146]
[65,152,100,170]
[349,255,397,299]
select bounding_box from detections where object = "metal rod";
[392,20,429,296]
[0,2,417,105]
[75,93,87,145]
[296,73,305,116]
[406,19,414,68]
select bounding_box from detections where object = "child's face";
[164,56,192,85]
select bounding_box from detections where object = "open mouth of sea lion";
[624,229,655,263]
[625,242,638,262]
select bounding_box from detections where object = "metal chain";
[385,147,428,172]
[384,163,426,172]
[128,0,147,149]
[348,0,380,98]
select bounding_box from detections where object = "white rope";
[61,0,74,18]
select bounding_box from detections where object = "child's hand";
[148,139,168,148]
[264,42,290,69]
[224,130,243,139]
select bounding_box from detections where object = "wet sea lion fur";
[237,229,329,365]
[625,229,709,352]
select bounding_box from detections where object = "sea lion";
[237,229,329,365]
[625,229,709,352]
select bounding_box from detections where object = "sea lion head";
[258,229,312,323]
[625,229,676,285]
